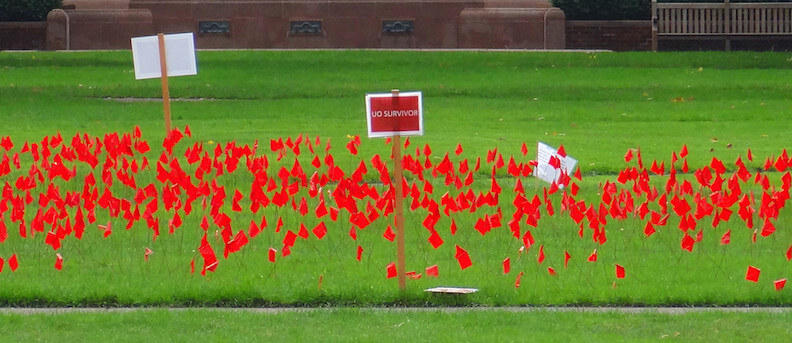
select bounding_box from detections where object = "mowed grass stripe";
[1,308,791,342]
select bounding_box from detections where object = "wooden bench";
[652,0,792,50]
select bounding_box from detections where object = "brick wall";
[0,22,47,50]
[566,20,651,51]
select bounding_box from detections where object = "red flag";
[557,144,566,158]
[268,247,277,263]
[455,143,463,155]
[615,264,625,279]
[787,244,792,261]
[547,267,556,276]
[537,245,545,264]
[450,219,458,235]
[55,253,63,270]
[502,257,511,274]
[624,149,634,162]
[383,225,395,241]
[249,220,261,238]
[745,265,760,282]
[721,230,731,245]
[0,257,3,273]
[296,223,309,239]
[514,271,524,288]
[644,222,656,237]
[761,219,775,237]
[312,222,327,239]
[425,264,438,277]
[588,249,597,262]
[357,245,363,261]
[190,258,195,273]
[428,229,443,249]
[564,251,571,268]
[775,278,787,291]
[198,233,218,275]
[8,254,17,272]
[386,262,397,278]
[455,245,472,270]
[522,230,535,249]
[681,233,695,252]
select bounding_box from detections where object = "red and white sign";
[365,91,423,138]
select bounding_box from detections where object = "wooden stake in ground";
[391,89,407,291]
[157,33,172,134]
[365,88,423,291]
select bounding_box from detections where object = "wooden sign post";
[365,89,423,291]
[157,33,173,134]
[390,90,407,290]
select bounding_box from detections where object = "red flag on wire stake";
[386,262,397,278]
[8,254,18,272]
[455,245,472,270]
[616,264,626,279]
[746,266,761,283]
[55,254,63,270]
[425,264,438,277]
[775,279,787,291]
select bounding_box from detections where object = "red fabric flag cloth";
[312,222,327,240]
[615,264,626,279]
[786,244,792,261]
[198,233,218,275]
[746,265,761,282]
[55,253,63,270]
[537,245,545,264]
[268,247,277,263]
[588,249,597,262]
[624,149,634,162]
[455,245,472,270]
[514,271,524,288]
[502,257,511,274]
[190,258,195,273]
[356,245,363,261]
[8,254,18,272]
[775,278,787,291]
[455,143,464,155]
[428,229,444,249]
[547,267,556,276]
[298,223,309,239]
[0,257,4,273]
[425,264,439,277]
[386,262,397,278]
[721,229,731,245]
[144,247,153,262]
[564,251,571,269]
[383,225,395,242]
[681,233,695,252]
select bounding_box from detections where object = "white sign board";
[534,142,577,185]
[131,33,197,80]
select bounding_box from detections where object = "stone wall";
[566,20,651,51]
[0,22,47,50]
[39,0,566,50]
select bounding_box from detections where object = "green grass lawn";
[1,308,791,342]
[1,50,792,307]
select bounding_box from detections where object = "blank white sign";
[131,32,197,80]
